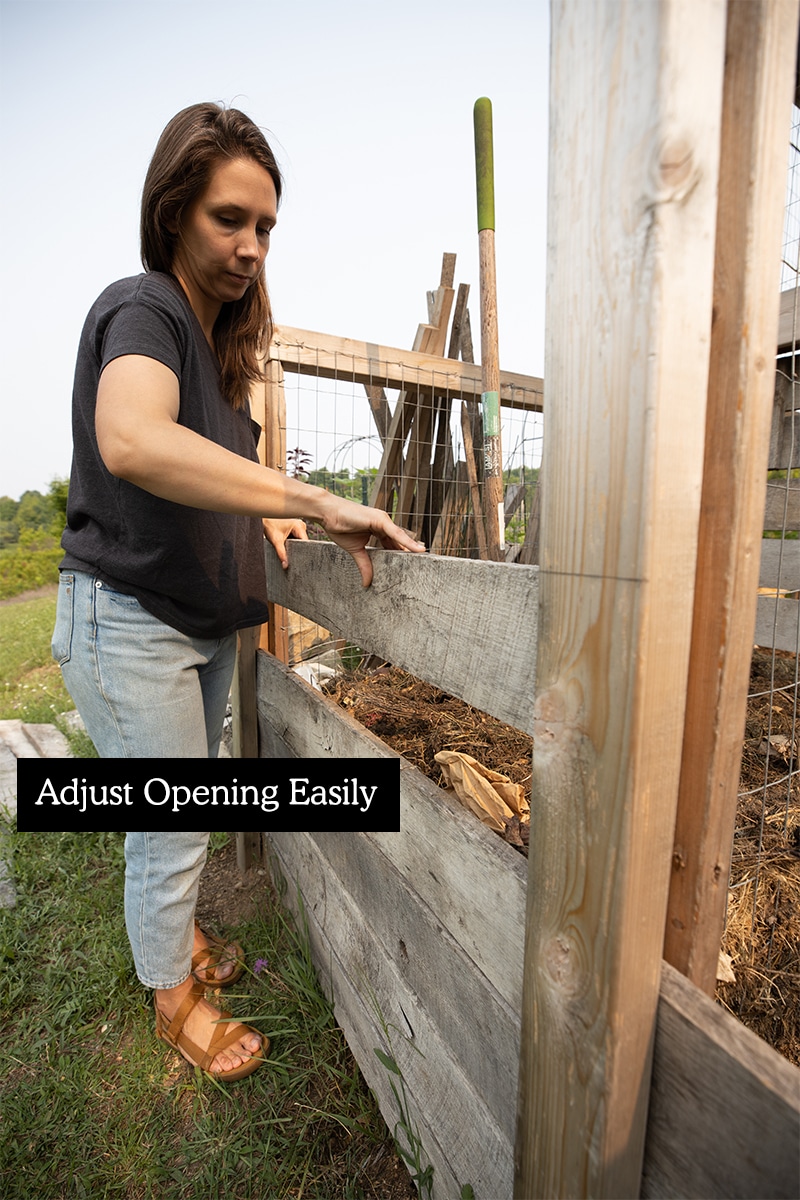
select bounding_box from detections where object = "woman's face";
[170,156,278,334]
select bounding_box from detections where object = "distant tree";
[0,496,17,522]
[0,495,19,547]
[47,477,70,530]
[16,490,52,533]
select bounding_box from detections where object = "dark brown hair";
[140,103,283,410]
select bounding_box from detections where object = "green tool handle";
[473,97,495,232]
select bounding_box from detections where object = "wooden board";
[268,325,543,413]
[256,651,800,1199]
[777,286,800,353]
[264,542,538,734]
[256,650,528,1012]
[770,366,799,471]
[754,594,800,652]
[268,831,518,1198]
[641,962,800,1199]
[517,2,728,1195]
[760,537,800,591]
[664,0,799,992]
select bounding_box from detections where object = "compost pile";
[323,648,799,1065]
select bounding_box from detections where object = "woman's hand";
[262,517,308,569]
[317,495,426,587]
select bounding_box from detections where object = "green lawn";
[0,830,408,1199]
[0,593,95,755]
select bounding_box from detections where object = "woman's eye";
[257,227,272,238]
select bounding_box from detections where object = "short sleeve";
[99,294,186,380]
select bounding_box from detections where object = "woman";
[53,102,425,1079]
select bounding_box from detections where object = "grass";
[0,591,408,1196]
[0,594,96,755]
[0,828,405,1199]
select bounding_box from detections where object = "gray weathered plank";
[764,481,800,531]
[256,650,528,1011]
[641,961,800,1199]
[264,543,538,734]
[307,828,521,1129]
[760,537,800,591]
[269,830,517,1200]
[754,594,799,652]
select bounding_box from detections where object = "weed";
[368,991,434,1200]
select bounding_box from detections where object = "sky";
[0,0,550,501]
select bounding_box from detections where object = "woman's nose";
[237,230,260,260]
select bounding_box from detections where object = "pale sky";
[0,0,550,500]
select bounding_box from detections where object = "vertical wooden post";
[263,358,290,663]
[230,357,289,757]
[230,372,268,758]
[664,0,799,993]
[515,2,726,1197]
[474,97,505,561]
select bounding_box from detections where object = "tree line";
[0,479,69,549]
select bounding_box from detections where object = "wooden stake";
[474,97,504,562]
[664,0,799,994]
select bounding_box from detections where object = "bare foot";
[155,976,263,1074]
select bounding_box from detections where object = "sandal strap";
[162,980,206,1043]
[192,927,243,982]
[157,983,261,1073]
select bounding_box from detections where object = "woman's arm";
[95,354,424,586]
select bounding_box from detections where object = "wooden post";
[515,3,726,1197]
[664,0,799,993]
[474,97,504,562]
[263,358,290,663]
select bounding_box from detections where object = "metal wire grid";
[277,342,544,561]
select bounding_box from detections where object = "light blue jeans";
[52,570,237,758]
[53,569,240,987]
[124,831,209,988]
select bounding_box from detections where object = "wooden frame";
[248,541,799,1199]
[230,3,800,1193]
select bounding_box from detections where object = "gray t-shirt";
[61,271,270,638]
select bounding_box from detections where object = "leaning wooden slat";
[427,282,471,550]
[269,325,543,411]
[369,318,436,515]
[428,462,471,556]
[664,0,799,993]
[264,541,538,733]
[364,383,391,445]
[516,3,727,1197]
[396,285,455,528]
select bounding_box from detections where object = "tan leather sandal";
[191,923,245,987]
[155,982,268,1082]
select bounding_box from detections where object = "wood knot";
[651,136,700,204]
[543,935,581,996]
